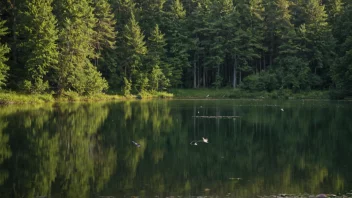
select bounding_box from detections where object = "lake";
[0,100,351,198]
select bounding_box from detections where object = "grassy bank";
[0,90,173,104]
[0,88,332,104]
[170,88,330,100]
[0,92,55,104]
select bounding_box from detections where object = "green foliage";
[122,77,132,96]
[150,66,169,91]
[0,91,54,104]
[118,12,147,92]
[276,56,310,91]
[331,4,352,97]
[19,0,58,94]
[241,72,279,91]
[147,24,170,91]
[0,0,350,96]
[22,79,49,94]
[0,19,10,89]
[212,72,223,89]
[163,0,190,87]
[56,0,108,95]
[135,73,149,92]
[92,0,117,83]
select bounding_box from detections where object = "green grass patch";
[56,91,121,102]
[0,88,331,104]
[136,91,173,99]
[0,89,173,105]
[170,88,330,100]
[0,91,55,104]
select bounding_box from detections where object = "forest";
[0,0,351,97]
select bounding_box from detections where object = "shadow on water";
[0,100,351,198]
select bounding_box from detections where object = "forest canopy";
[0,0,351,97]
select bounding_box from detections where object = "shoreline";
[0,89,348,105]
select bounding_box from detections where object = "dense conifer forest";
[0,0,351,97]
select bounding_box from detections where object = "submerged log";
[192,116,240,119]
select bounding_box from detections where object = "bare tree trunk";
[240,70,242,84]
[270,30,273,66]
[11,0,17,64]
[197,62,200,88]
[233,55,237,88]
[264,53,266,71]
[260,55,262,72]
[203,67,205,87]
[193,56,197,88]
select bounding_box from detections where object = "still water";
[0,100,351,198]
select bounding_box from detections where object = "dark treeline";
[0,0,351,96]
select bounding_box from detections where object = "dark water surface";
[0,100,351,198]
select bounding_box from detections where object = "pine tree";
[19,0,58,93]
[111,0,138,33]
[56,0,108,95]
[163,0,190,87]
[325,0,343,24]
[0,19,10,89]
[92,0,117,85]
[332,3,352,96]
[147,24,169,91]
[136,0,166,36]
[233,0,263,85]
[188,1,211,88]
[275,28,310,90]
[301,0,335,88]
[262,0,292,66]
[119,12,147,93]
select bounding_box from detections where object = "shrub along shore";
[0,88,342,105]
[0,91,174,104]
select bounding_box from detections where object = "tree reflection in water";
[0,100,351,198]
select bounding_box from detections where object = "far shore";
[0,88,349,105]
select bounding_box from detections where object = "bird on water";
[132,141,141,147]
[190,137,209,145]
[202,137,208,143]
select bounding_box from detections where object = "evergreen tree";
[332,3,352,96]
[19,0,58,93]
[111,0,138,33]
[325,0,343,24]
[262,0,292,66]
[0,19,10,89]
[233,0,263,85]
[110,0,139,89]
[135,0,166,36]
[301,0,335,88]
[188,1,211,88]
[147,24,169,91]
[275,28,310,90]
[92,0,117,85]
[119,12,147,93]
[55,0,108,95]
[163,0,190,87]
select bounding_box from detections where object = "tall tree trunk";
[260,55,262,72]
[264,52,266,71]
[11,0,17,65]
[193,56,197,88]
[240,70,242,84]
[197,62,200,88]
[203,67,205,87]
[233,55,237,89]
[270,30,273,66]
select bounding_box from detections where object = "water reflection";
[0,100,351,197]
